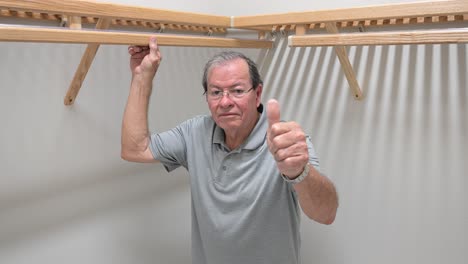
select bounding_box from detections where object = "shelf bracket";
[325,22,363,100]
[64,18,112,105]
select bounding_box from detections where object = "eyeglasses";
[205,87,254,100]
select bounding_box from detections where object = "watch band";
[281,164,310,184]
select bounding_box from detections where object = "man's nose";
[218,92,234,107]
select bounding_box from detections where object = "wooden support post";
[295,24,307,35]
[258,31,267,40]
[325,22,363,100]
[68,15,82,29]
[64,18,111,105]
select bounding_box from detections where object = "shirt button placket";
[220,154,232,183]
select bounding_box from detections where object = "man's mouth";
[219,113,237,117]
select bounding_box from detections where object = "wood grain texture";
[0,0,230,27]
[233,0,468,27]
[0,26,273,48]
[0,10,228,33]
[289,28,468,46]
[68,15,82,29]
[295,24,307,35]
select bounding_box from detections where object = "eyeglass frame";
[204,86,255,100]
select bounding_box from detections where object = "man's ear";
[255,84,263,107]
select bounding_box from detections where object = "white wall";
[0,1,466,264]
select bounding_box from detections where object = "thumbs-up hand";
[267,99,309,179]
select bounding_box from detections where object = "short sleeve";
[149,121,191,172]
[306,135,320,171]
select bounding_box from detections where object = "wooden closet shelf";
[0,0,467,104]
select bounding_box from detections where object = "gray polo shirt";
[149,105,320,264]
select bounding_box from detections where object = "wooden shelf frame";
[233,0,467,29]
[0,9,228,34]
[232,0,468,100]
[0,26,273,47]
[0,0,231,28]
[0,0,467,104]
[0,0,273,105]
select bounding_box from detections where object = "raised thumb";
[267,99,281,128]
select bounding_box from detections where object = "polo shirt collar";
[213,104,267,151]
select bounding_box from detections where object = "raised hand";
[267,99,309,178]
[128,36,162,80]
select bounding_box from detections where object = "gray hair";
[202,51,263,93]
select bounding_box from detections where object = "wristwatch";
[281,164,310,184]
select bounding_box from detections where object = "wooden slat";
[233,0,468,27]
[295,24,307,35]
[0,26,273,48]
[258,31,266,40]
[289,28,468,46]
[68,15,82,29]
[325,23,363,100]
[0,0,230,27]
[64,18,111,105]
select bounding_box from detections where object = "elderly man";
[121,37,338,264]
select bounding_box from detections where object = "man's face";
[206,58,262,134]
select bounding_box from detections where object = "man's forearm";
[121,75,154,162]
[294,164,338,224]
